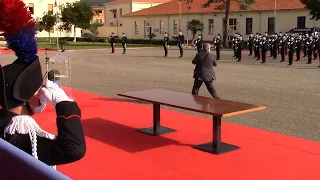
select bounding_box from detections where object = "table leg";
[137,103,176,136]
[192,116,240,154]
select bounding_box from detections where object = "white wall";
[23,0,82,38]
[124,9,320,41]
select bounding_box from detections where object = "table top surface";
[118,89,266,117]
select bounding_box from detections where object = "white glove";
[40,80,74,107]
[33,95,47,114]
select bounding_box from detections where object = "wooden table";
[118,89,266,154]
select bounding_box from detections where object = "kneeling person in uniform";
[191,43,219,98]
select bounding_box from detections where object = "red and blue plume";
[0,0,37,63]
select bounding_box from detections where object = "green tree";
[38,12,57,43]
[203,0,255,47]
[89,22,104,43]
[187,19,204,42]
[60,1,94,42]
[300,0,320,20]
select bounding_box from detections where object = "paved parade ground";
[1,47,320,141]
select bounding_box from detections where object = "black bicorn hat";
[0,58,43,111]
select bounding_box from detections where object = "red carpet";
[33,89,320,180]
[0,48,56,54]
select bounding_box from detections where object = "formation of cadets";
[244,31,320,66]
[108,30,320,68]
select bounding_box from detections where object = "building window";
[28,3,34,14]
[268,17,275,34]
[48,4,53,14]
[173,20,178,34]
[246,18,253,34]
[135,21,139,34]
[160,20,164,34]
[120,8,123,16]
[96,19,103,23]
[208,19,214,34]
[297,16,306,29]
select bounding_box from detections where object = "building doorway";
[144,21,152,39]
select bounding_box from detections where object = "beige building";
[23,0,82,38]
[123,0,320,42]
[92,5,106,24]
[96,0,170,37]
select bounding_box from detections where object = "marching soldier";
[314,32,319,60]
[268,34,274,57]
[232,36,237,57]
[279,36,287,62]
[121,33,127,54]
[247,33,254,56]
[261,36,268,63]
[163,32,169,57]
[195,34,203,53]
[303,33,309,57]
[110,32,116,53]
[214,34,221,60]
[278,32,283,54]
[272,34,278,59]
[306,36,314,64]
[287,35,296,65]
[236,35,244,62]
[295,33,303,61]
[255,34,261,60]
[177,30,184,58]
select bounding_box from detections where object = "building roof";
[104,0,171,5]
[123,0,306,17]
[80,0,111,6]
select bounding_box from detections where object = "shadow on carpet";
[82,118,190,153]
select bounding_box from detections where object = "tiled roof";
[123,0,306,17]
[104,0,171,5]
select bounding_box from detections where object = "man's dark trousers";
[192,79,219,98]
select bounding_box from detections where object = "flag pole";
[55,0,59,50]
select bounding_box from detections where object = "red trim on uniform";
[57,115,81,120]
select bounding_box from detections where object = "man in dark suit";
[191,43,219,98]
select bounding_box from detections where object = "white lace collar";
[4,115,57,169]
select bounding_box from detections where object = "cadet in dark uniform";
[278,32,283,54]
[295,33,303,61]
[232,36,237,57]
[163,32,169,57]
[272,34,278,59]
[303,33,309,57]
[247,33,254,56]
[110,32,116,53]
[287,35,296,65]
[261,36,268,63]
[314,33,319,60]
[255,34,261,60]
[279,36,287,62]
[236,35,244,62]
[268,34,274,57]
[214,34,221,60]
[177,30,184,57]
[306,36,314,64]
[121,33,127,54]
[195,34,202,53]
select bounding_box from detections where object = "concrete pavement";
[1,47,320,141]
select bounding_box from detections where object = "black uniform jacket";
[0,101,86,166]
